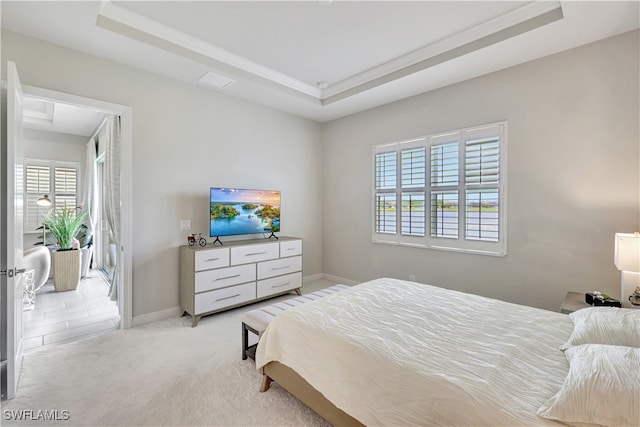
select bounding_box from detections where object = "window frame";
[372,121,508,256]
[24,158,81,233]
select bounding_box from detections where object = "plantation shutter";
[372,121,506,255]
[54,166,78,214]
[24,160,80,232]
[430,141,459,238]
[375,193,397,234]
[430,142,459,187]
[25,164,51,231]
[374,151,397,234]
[465,137,499,186]
[401,148,425,236]
[465,136,500,242]
[401,148,425,188]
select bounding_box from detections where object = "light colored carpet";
[2,281,338,426]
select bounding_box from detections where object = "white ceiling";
[23,97,106,137]
[2,1,639,123]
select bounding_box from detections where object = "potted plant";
[43,208,86,292]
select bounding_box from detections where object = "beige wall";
[3,28,638,318]
[2,30,324,319]
[322,30,640,311]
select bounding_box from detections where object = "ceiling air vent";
[198,71,235,89]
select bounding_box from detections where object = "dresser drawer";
[195,264,255,293]
[257,272,302,299]
[194,247,229,271]
[195,282,256,314]
[231,242,279,265]
[257,255,302,280]
[280,239,302,257]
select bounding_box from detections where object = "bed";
[255,278,640,426]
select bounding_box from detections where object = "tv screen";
[210,187,281,237]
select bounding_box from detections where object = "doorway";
[20,84,133,338]
[21,100,122,351]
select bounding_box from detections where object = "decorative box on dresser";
[179,237,302,326]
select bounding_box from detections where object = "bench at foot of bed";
[241,284,350,361]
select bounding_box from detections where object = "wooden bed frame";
[261,361,364,427]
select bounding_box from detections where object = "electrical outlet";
[409,274,415,282]
[180,220,192,230]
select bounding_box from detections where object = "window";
[24,159,80,232]
[374,151,397,234]
[372,122,507,256]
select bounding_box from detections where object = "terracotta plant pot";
[52,249,81,292]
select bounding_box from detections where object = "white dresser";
[179,237,302,326]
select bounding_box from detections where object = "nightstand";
[560,291,589,314]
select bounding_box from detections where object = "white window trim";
[372,121,508,257]
[24,157,81,233]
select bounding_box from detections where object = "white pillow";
[538,344,640,426]
[560,307,640,350]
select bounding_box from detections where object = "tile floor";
[23,270,121,353]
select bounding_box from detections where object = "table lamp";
[614,232,640,308]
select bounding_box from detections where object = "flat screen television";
[209,187,281,240]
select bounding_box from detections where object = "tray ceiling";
[2,1,639,122]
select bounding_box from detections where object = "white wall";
[23,128,87,163]
[322,30,640,311]
[22,128,87,247]
[2,30,324,319]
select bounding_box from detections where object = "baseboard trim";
[133,306,182,327]
[320,273,359,286]
[133,273,358,326]
[303,273,323,283]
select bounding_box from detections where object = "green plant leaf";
[43,209,87,249]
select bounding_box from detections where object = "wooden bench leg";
[242,322,248,360]
[295,288,302,296]
[260,375,272,392]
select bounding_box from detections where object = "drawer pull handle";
[271,265,290,271]
[216,293,241,302]
[214,274,241,281]
[206,257,220,262]
[246,251,267,256]
[272,282,291,288]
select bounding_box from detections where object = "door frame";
[22,84,133,328]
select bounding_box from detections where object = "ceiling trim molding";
[322,3,563,105]
[321,1,563,104]
[96,0,322,102]
[96,0,562,107]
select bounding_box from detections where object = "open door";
[1,61,26,400]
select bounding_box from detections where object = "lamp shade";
[614,233,640,272]
[36,194,52,207]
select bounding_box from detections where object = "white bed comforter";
[256,278,575,426]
